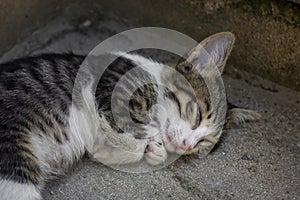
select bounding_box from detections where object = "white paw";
[92,136,146,165]
[144,140,167,165]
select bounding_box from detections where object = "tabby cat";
[0,32,260,200]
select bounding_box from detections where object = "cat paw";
[144,140,167,165]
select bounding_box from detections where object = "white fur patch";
[113,52,164,83]
[0,179,41,200]
[67,87,99,155]
[30,79,99,176]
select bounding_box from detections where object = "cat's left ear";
[186,32,235,74]
[225,108,261,128]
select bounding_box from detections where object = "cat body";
[0,32,260,200]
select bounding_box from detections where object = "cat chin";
[164,142,190,155]
[164,142,178,153]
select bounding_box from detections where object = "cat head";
[159,32,260,157]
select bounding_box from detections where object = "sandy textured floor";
[1,5,299,200]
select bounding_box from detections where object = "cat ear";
[225,108,261,127]
[186,32,235,74]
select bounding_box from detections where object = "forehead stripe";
[173,81,196,101]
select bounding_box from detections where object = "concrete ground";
[1,5,299,200]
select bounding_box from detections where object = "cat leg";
[0,179,41,200]
[91,117,147,165]
[144,135,168,166]
[92,133,147,165]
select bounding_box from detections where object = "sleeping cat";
[0,32,260,199]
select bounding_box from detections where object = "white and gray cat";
[0,32,260,200]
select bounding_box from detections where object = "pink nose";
[179,139,192,151]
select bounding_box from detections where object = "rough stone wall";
[96,0,300,91]
[0,0,299,90]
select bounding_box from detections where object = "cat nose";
[179,139,192,151]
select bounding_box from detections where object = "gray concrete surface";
[1,5,299,200]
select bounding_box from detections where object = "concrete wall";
[0,0,68,55]
[96,0,300,91]
[0,0,299,91]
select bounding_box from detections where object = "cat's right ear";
[183,32,235,74]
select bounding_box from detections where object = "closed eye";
[196,138,205,146]
[192,105,201,130]
[196,105,201,125]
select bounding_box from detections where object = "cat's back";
[0,53,84,113]
[0,53,85,185]
[0,53,84,90]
